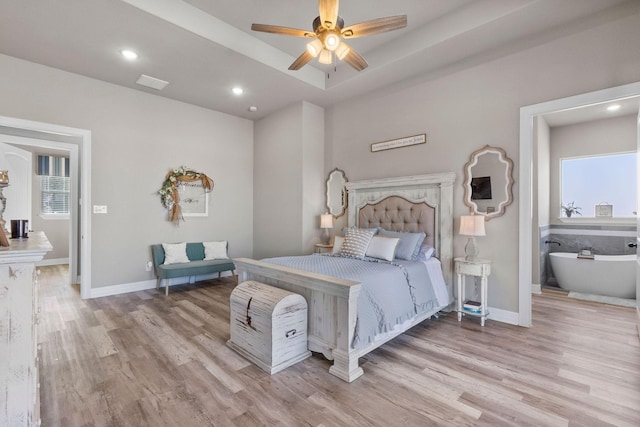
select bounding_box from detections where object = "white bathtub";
[549,252,636,299]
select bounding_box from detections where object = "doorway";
[519,81,640,326]
[0,115,92,298]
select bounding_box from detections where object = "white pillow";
[203,241,229,260]
[366,236,400,261]
[162,242,190,265]
[332,236,344,254]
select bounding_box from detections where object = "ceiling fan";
[251,0,407,71]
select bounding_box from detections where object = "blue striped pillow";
[339,228,376,259]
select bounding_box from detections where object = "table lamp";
[459,214,485,260]
[320,213,333,245]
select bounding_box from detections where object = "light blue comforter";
[261,254,440,349]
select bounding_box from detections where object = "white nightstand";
[314,243,333,254]
[455,257,492,326]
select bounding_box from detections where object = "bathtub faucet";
[545,240,561,246]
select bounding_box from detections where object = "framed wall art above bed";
[234,172,455,382]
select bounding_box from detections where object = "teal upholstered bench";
[151,242,236,295]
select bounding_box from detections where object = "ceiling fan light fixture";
[324,32,340,51]
[335,43,350,60]
[306,38,323,57]
[318,49,333,64]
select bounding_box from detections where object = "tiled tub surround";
[539,224,637,288]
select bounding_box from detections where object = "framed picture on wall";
[595,203,613,217]
[178,183,208,217]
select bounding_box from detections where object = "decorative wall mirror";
[326,168,348,217]
[463,145,514,221]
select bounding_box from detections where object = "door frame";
[519,81,640,326]
[0,115,91,298]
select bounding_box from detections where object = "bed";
[234,172,455,382]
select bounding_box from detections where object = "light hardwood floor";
[38,265,640,426]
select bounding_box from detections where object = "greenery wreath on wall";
[158,166,214,223]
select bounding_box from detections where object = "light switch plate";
[93,205,107,214]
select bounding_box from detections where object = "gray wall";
[253,101,324,259]
[325,11,640,313]
[0,53,254,289]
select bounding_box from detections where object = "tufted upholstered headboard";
[358,196,436,248]
[345,172,456,290]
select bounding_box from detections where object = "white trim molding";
[487,306,519,325]
[89,271,234,299]
[36,257,69,267]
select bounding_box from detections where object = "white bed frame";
[234,172,455,382]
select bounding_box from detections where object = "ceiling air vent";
[135,74,169,90]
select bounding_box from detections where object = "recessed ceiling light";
[120,49,139,60]
[232,87,244,95]
[248,106,258,112]
[607,104,621,111]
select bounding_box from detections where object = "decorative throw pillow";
[203,241,229,260]
[365,236,400,261]
[162,242,190,265]
[332,235,344,254]
[339,228,375,259]
[417,244,435,261]
[377,229,426,261]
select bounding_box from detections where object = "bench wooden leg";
[165,279,170,296]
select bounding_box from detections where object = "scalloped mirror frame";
[463,145,514,221]
[326,168,348,218]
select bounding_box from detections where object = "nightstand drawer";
[455,259,490,277]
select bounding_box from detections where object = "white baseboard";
[36,257,69,266]
[531,283,542,294]
[89,279,157,298]
[487,307,519,325]
[88,271,234,299]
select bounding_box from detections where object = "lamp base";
[321,228,331,245]
[464,237,479,260]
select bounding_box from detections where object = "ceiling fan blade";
[319,0,339,29]
[342,47,368,71]
[288,50,314,70]
[342,15,407,38]
[251,24,314,38]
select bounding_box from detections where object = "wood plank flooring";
[37,265,640,426]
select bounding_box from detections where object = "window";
[38,155,70,217]
[40,175,70,214]
[561,152,637,218]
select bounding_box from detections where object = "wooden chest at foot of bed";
[227,280,311,374]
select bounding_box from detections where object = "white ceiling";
[0,0,637,120]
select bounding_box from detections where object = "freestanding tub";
[549,252,636,299]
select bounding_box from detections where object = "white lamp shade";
[459,215,485,236]
[324,32,340,51]
[318,49,332,64]
[335,42,350,60]
[320,214,333,229]
[306,38,323,57]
